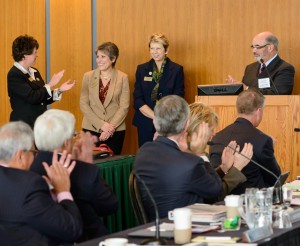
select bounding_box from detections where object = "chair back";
[129,171,149,225]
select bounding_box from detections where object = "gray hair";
[34,109,75,151]
[154,95,189,136]
[0,121,33,162]
[266,34,279,51]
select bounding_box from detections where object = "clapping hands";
[48,70,65,88]
[72,131,97,163]
[42,150,76,194]
[48,69,76,92]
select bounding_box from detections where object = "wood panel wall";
[96,0,300,155]
[1,0,300,158]
[1,0,46,126]
[49,0,92,130]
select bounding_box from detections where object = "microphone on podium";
[259,58,279,95]
[208,141,282,203]
[134,172,167,245]
[295,128,300,132]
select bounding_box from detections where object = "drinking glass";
[282,187,293,207]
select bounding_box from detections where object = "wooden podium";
[195,95,300,181]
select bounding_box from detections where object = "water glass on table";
[282,187,293,207]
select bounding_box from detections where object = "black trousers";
[137,126,155,147]
[83,129,125,155]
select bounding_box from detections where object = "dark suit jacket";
[7,66,55,128]
[242,55,295,95]
[0,166,82,246]
[209,117,281,194]
[30,151,118,242]
[133,136,222,221]
[132,58,184,133]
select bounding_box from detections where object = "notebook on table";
[168,203,226,223]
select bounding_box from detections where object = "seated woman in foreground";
[179,102,253,200]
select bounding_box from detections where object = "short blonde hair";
[187,102,219,137]
[148,33,169,51]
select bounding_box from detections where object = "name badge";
[144,76,152,82]
[258,78,270,89]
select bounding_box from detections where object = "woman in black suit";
[7,34,76,128]
[132,33,185,147]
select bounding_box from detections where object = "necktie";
[258,65,265,75]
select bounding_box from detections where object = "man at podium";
[226,31,295,95]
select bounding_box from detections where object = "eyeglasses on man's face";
[250,44,270,49]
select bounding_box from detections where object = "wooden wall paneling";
[291,96,300,176]
[49,0,92,131]
[0,0,45,126]
[97,0,300,155]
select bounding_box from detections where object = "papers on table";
[192,236,241,244]
[282,181,300,205]
[184,243,257,246]
[283,180,300,190]
[168,203,226,223]
[147,222,220,234]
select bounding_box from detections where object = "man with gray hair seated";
[0,121,82,245]
[133,95,222,221]
[30,109,118,242]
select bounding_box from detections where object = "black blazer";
[133,136,222,221]
[132,58,184,130]
[30,151,118,242]
[242,55,295,95]
[7,66,55,128]
[0,166,82,246]
[209,117,281,194]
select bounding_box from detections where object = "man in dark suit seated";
[209,88,281,194]
[0,121,82,245]
[30,109,118,242]
[134,95,223,221]
[226,31,295,95]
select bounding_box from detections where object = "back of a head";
[154,95,189,136]
[236,88,265,115]
[34,109,75,151]
[0,121,33,162]
[187,102,219,136]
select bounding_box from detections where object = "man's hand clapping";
[72,131,97,163]
[42,150,76,195]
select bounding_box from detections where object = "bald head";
[252,31,279,62]
[253,31,278,51]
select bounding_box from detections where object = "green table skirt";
[95,155,137,233]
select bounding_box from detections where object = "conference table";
[94,155,137,233]
[78,217,300,246]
